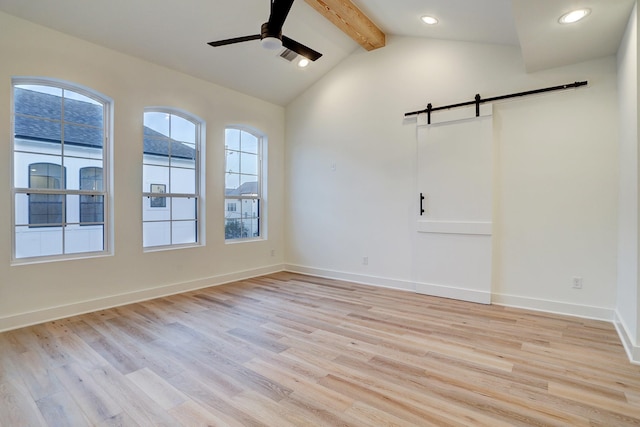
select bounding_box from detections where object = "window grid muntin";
[12,78,110,261]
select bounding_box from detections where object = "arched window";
[224,127,264,241]
[143,108,204,249]
[12,78,111,261]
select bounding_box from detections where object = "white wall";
[617,2,639,360]
[0,12,286,330]
[285,35,619,319]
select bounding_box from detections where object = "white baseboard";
[4,263,633,365]
[415,282,491,304]
[284,264,415,292]
[492,293,614,322]
[614,310,640,365]
[284,264,491,304]
[0,264,285,333]
[287,265,635,360]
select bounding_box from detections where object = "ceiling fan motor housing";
[260,22,283,49]
[261,22,282,40]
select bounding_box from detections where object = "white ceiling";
[0,0,634,106]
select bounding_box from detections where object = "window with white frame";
[142,109,203,249]
[12,79,110,260]
[225,127,263,240]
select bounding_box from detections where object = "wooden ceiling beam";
[304,0,386,51]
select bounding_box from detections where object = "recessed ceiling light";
[558,8,591,24]
[420,15,438,25]
[297,58,310,68]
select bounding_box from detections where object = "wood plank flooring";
[2,272,640,426]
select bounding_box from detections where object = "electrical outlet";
[572,276,583,289]
[270,249,276,257]
[362,256,368,266]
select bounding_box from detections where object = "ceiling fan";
[207,0,322,62]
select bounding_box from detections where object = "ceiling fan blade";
[282,35,323,61]
[267,0,294,33]
[208,34,261,47]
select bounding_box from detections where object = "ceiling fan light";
[297,58,310,68]
[558,8,591,24]
[261,37,282,50]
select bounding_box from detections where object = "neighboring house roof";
[14,87,196,159]
[225,181,258,196]
[14,87,103,148]
[143,126,195,160]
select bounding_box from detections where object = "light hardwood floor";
[2,272,640,426]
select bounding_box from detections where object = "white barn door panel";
[413,107,493,304]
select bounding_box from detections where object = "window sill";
[11,250,114,266]
[143,243,203,253]
[225,237,264,245]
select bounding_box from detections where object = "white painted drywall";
[0,12,286,330]
[616,2,639,353]
[285,35,619,318]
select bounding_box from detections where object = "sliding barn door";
[413,107,493,303]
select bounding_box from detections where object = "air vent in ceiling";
[279,48,298,62]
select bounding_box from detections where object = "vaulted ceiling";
[0,0,634,105]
